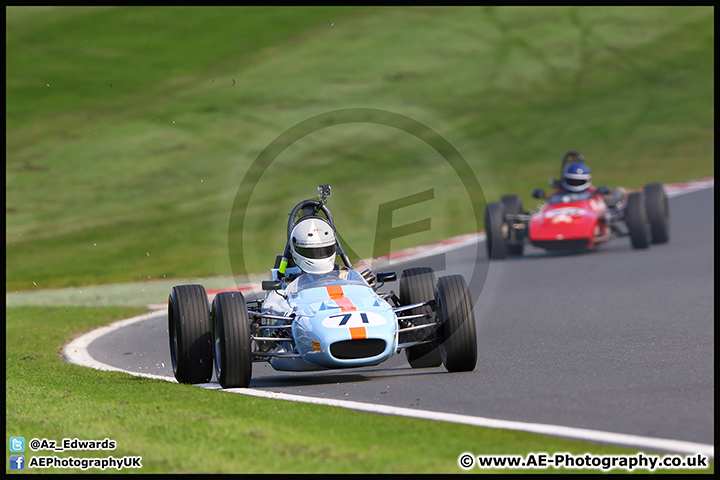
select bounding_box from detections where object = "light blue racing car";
[169,185,478,388]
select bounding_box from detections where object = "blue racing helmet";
[561,161,592,192]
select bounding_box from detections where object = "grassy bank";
[6,6,714,291]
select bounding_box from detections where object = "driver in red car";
[560,159,593,194]
[553,152,624,207]
[549,152,595,203]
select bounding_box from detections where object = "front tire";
[644,183,669,244]
[399,267,442,368]
[212,291,252,388]
[625,191,650,249]
[500,195,524,256]
[485,202,507,260]
[435,275,477,373]
[168,285,213,384]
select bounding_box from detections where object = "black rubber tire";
[168,285,213,384]
[212,291,252,388]
[435,275,477,373]
[484,202,507,260]
[399,267,442,368]
[643,183,669,244]
[625,191,650,249]
[500,194,524,256]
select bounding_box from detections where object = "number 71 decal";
[322,311,387,328]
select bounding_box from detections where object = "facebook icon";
[10,455,25,470]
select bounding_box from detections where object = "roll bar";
[560,151,586,173]
[281,186,352,269]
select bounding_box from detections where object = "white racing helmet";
[290,217,337,274]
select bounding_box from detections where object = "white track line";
[63,290,714,459]
[213,388,714,459]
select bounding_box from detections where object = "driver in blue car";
[278,216,372,290]
[288,217,338,275]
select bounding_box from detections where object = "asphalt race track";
[80,187,714,452]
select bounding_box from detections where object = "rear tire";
[625,191,650,249]
[644,183,669,244]
[500,195,524,256]
[399,267,442,368]
[168,285,213,384]
[212,291,252,388]
[485,202,507,260]
[435,275,477,373]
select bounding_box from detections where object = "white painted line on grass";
[63,309,714,460]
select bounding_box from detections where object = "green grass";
[6,6,713,291]
[5,6,715,474]
[7,306,711,474]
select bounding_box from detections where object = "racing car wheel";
[500,195,524,256]
[643,183,669,244]
[435,275,477,372]
[168,285,213,384]
[625,191,651,249]
[399,267,442,368]
[484,202,507,260]
[211,291,252,388]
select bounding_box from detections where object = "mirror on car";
[376,272,397,283]
[262,280,282,291]
[531,188,547,199]
[596,185,610,195]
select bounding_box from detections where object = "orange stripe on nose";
[326,285,344,299]
[349,327,366,339]
[326,285,356,312]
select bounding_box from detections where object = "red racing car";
[484,152,669,259]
